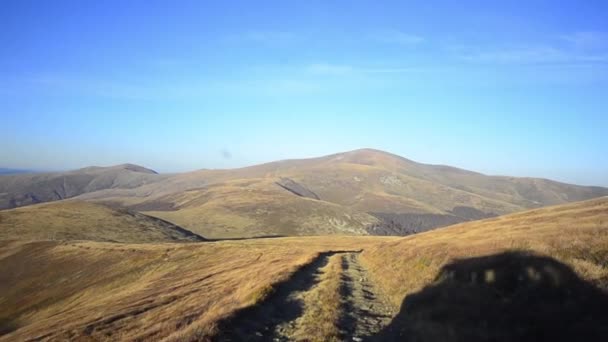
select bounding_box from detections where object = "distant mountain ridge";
[0,168,36,175]
[0,164,166,209]
[1,149,607,238]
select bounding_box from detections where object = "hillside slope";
[0,236,391,341]
[0,164,166,210]
[85,149,608,237]
[361,196,608,340]
[3,149,607,237]
[142,178,378,238]
[0,201,204,243]
[1,198,607,340]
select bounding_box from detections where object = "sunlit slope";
[1,198,607,340]
[0,201,204,243]
[5,149,607,237]
[362,196,608,307]
[144,179,378,238]
[0,236,393,341]
[111,149,607,237]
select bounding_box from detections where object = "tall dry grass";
[0,236,392,341]
[361,197,608,308]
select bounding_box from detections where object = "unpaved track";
[215,252,395,341]
[339,253,394,340]
[216,252,337,341]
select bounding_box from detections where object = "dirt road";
[216,252,395,341]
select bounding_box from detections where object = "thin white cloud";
[361,67,428,73]
[367,29,425,45]
[227,30,296,44]
[457,44,608,64]
[307,63,354,75]
[24,73,328,99]
[452,31,608,65]
[307,63,428,75]
[560,31,608,49]
[29,75,153,100]
[459,46,568,63]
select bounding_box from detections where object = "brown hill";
[138,178,377,238]
[85,149,608,238]
[2,149,607,238]
[0,164,165,210]
[0,201,204,243]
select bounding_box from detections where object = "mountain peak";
[115,163,158,174]
[76,164,158,174]
[332,148,415,166]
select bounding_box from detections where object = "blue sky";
[1,0,607,185]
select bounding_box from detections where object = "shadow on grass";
[372,251,608,342]
[206,235,287,242]
[0,318,19,336]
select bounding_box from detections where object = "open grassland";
[0,236,393,341]
[144,179,378,239]
[0,201,204,243]
[362,197,608,306]
[1,197,607,340]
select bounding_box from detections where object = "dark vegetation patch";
[0,318,19,336]
[367,207,496,236]
[275,177,320,200]
[138,213,206,241]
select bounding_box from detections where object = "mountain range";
[1,149,607,238]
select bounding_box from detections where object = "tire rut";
[339,253,395,341]
[215,252,395,341]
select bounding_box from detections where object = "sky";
[1,0,607,186]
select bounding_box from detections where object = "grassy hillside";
[0,201,204,243]
[362,196,608,340]
[0,236,392,341]
[86,149,608,237]
[1,198,607,340]
[3,149,607,238]
[143,179,378,238]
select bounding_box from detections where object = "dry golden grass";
[361,197,608,307]
[0,236,393,341]
[2,197,608,340]
[144,178,378,239]
[0,201,202,243]
[73,149,608,239]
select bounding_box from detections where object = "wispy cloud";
[29,75,153,100]
[361,67,428,73]
[307,63,354,75]
[227,30,296,44]
[307,63,428,75]
[455,36,608,65]
[367,29,425,45]
[23,72,328,100]
[458,46,568,64]
[560,31,608,50]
